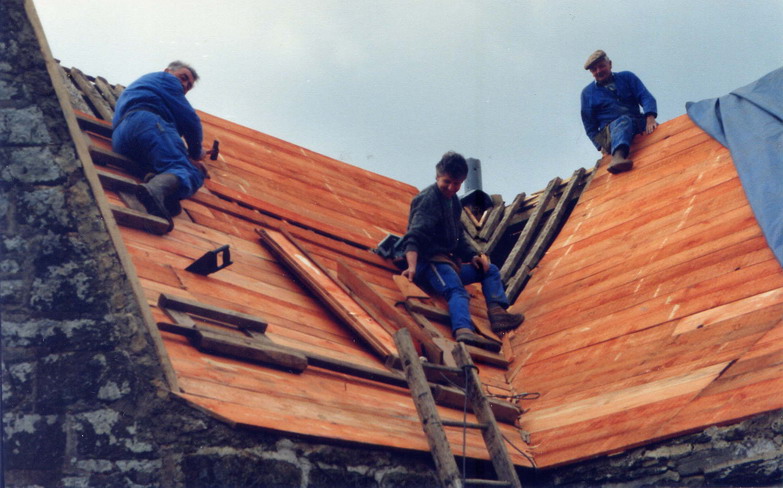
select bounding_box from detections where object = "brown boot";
[608,146,633,174]
[454,328,501,352]
[488,305,524,334]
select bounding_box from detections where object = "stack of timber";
[509,114,783,467]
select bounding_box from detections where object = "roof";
[509,114,783,467]
[59,64,783,470]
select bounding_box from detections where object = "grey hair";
[166,60,199,82]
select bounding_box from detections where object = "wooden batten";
[111,205,171,235]
[506,168,586,301]
[335,260,445,363]
[68,67,115,121]
[193,328,308,373]
[158,292,269,333]
[483,192,526,255]
[258,227,397,360]
[500,177,560,282]
[89,145,144,176]
[477,194,506,242]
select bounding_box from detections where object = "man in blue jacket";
[112,61,209,230]
[401,151,524,350]
[581,50,658,174]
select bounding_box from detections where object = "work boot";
[488,305,525,334]
[136,173,180,229]
[454,328,501,353]
[608,147,633,174]
[142,172,182,216]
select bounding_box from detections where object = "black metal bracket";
[186,245,233,275]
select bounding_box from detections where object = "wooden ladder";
[394,329,522,488]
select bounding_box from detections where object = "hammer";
[209,139,220,160]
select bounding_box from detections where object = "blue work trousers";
[599,115,646,155]
[416,261,510,333]
[601,115,647,154]
[113,111,204,199]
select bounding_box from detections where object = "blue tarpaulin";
[686,67,783,268]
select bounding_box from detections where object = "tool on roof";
[185,245,233,275]
[209,139,220,160]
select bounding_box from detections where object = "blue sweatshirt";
[113,72,203,159]
[580,71,657,150]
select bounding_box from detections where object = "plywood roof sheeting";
[509,114,783,467]
[60,65,782,471]
[65,71,533,466]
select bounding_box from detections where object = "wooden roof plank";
[500,177,561,282]
[258,227,397,360]
[68,67,114,121]
[483,192,526,256]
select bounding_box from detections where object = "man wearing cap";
[580,50,658,174]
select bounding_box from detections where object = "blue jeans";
[416,261,510,333]
[113,111,205,199]
[601,115,646,155]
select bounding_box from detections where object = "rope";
[460,364,474,484]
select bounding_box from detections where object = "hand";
[645,115,658,135]
[190,158,210,178]
[472,253,490,273]
[402,268,415,282]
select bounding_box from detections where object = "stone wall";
[528,409,783,487]
[1,1,439,486]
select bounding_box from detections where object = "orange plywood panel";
[207,155,408,231]
[206,179,383,248]
[164,332,532,466]
[529,392,698,467]
[508,115,783,467]
[511,268,783,371]
[517,302,783,412]
[521,362,727,433]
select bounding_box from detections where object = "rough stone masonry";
[2,1,782,487]
[1,2,441,487]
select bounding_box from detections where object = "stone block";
[18,186,74,232]
[309,467,376,488]
[3,413,65,470]
[2,146,66,184]
[1,318,123,352]
[0,106,52,145]
[380,470,439,488]
[37,351,138,412]
[72,408,157,460]
[181,453,302,488]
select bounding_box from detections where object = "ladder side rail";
[452,343,523,488]
[394,329,464,488]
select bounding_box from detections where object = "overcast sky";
[34,1,783,202]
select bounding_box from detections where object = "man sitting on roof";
[400,151,524,350]
[581,50,658,174]
[112,61,210,229]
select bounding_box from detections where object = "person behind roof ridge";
[400,151,524,351]
[112,60,211,231]
[580,50,659,174]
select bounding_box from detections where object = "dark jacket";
[402,184,476,264]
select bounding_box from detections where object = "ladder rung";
[464,479,512,487]
[442,419,487,430]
